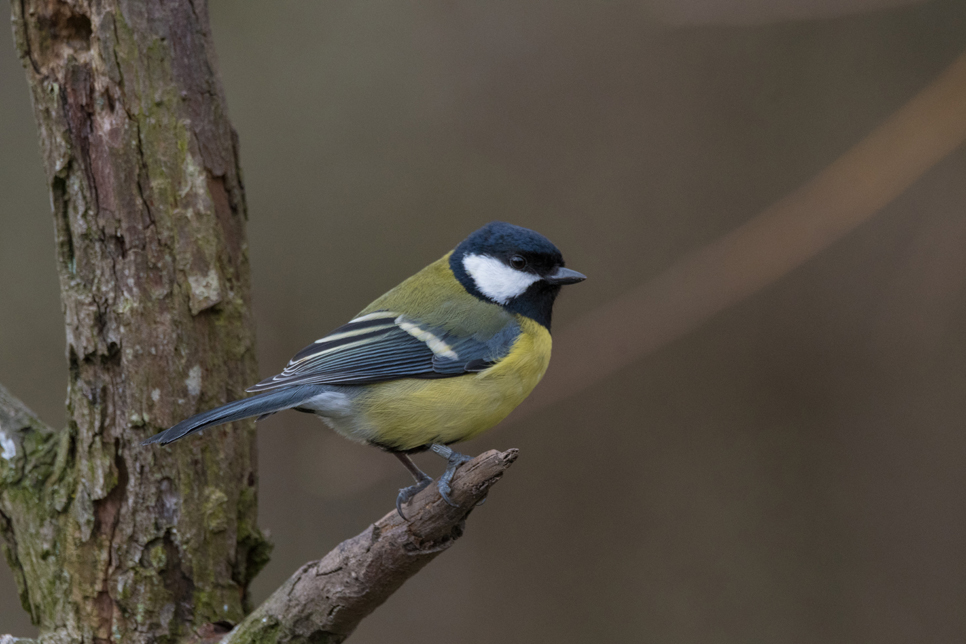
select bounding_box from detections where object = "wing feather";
[247,311,519,392]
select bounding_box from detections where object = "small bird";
[144,222,585,517]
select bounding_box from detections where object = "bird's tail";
[142,385,321,446]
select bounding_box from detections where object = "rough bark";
[2,1,270,642]
[222,449,518,644]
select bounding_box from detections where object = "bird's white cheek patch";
[462,253,540,304]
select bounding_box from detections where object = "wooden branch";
[0,636,37,644]
[0,385,54,437]
[222,449,518,644]
[0,385,59,627]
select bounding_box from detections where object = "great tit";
[144,221,586,517]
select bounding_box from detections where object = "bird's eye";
[510,255,527,270]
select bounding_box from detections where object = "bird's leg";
[430,444,475,507]
[394,453,433,520]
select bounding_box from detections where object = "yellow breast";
[356,316,552,451]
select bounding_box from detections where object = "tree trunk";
[1,1,270,642]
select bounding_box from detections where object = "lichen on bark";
[2,1,270,642]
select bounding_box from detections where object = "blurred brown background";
[2,0,966,641]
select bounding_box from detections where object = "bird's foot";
[430,444,474,507]
[396,473,432,521]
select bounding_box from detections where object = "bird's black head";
[450,222,586,330]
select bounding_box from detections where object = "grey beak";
[545,266,587,285]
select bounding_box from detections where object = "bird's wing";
[246,310,520,392]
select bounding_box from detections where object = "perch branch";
[222,449,518,644]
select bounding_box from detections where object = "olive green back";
[358,252,514,338]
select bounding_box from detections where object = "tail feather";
[142,385,321,446]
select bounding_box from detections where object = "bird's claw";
[431,444,474,508]
[395,475,432,521]
[438,479,457,507]
[397,445,479,517]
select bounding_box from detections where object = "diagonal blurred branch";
[653,0,930,27]
[521,49,966,417]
